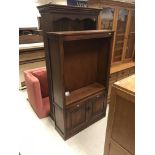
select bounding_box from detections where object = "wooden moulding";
[47,30,114,41]
[37,4,102,15]
[88,0,135,9]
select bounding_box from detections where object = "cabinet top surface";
[47,30,113,38]
[19,42,44,51]
[114,75,135,94]
[37,4,102,13]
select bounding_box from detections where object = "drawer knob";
[108,33,111,35]
[76,104,80,108]
[96,95,100,98]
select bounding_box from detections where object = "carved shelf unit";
[88,0,135,66]
[37,4,101,120]
[46,30,113,139]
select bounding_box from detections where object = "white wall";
[36,0,67,5]
[19,0,67,28]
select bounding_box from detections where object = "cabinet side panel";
[97,37,112,89]
[111,95,135,154]
[48,38,64,108]
[55,104,65,134]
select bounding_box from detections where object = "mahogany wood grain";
[104,75,135,155]
[46,30,113,139]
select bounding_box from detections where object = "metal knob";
[96,95,100,98]
[76,104,80,108]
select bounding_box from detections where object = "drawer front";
[19,50,45,64]
[129,67,135,75]
[117,69,129,80]
[108,84,113,99]
[110,73,117,82]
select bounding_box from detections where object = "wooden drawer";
[108,84,112,98]
[19,49,45,65]
[109,73,117,82]
[117,69,130,80]
[129,67,135,75]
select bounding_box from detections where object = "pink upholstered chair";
[24,67,50,118]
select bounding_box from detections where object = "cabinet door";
[113,8,129,63]
[66,102,87,135]
[100,7,115,30]
[124,9,135,61]
[87,93,105,121]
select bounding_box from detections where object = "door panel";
[125,10,135,60]
[87,93,105,121]
[66,102,87,134]
[113,8,129,63]
[100,7,115,30]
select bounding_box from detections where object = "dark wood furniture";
[104,75,135,155]
[88,0,135,66]
[19,43,45,88]
[19,27,38,35]
[108,62,134,102]
[37,4,101,32]
[46,30,113,139]
[19,27,43,44]
[88,0,135,102]
[19,27,45,88]
[37,4,102,122]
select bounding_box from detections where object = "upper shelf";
[47,30,114,41]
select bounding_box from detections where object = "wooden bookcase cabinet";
[88,0,135,66]
[46,30,113,139]
[37,4,102,119]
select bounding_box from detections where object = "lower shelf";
[65,82,105,106]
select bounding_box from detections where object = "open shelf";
[65,82,105,106]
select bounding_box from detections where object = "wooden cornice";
[37,4,102,15]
